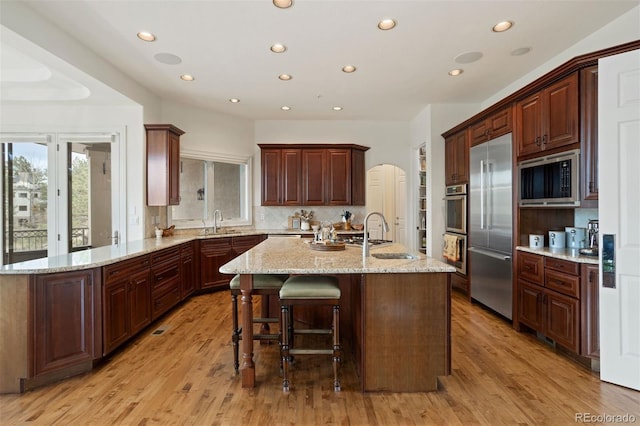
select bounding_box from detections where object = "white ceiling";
[1,0,638,120]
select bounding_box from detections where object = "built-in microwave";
[518,149,580,207]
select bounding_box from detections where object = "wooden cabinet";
[516,252,583,354]
[102,256,151,355]
[580,264,599,359]
[180,242,196,298]
[444,130,469,185]
[515,73,579,158]
[470,107,513,147]
[32,270,99,377]
[259,144,369,206]
[150,247,181,320]
[145,124,185,206]
[580,65,599,206]
[199,238,235,291]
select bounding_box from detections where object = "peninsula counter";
[220,237,455,392]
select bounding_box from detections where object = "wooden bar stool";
[279,275,341,392]
[230,274,287,374]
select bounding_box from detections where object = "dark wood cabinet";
[516,73,579,158]
[102,256,151,355]
[516,251,583,354]
[580,65,599,206]
[259,144,369,206]
[580,264,599,359]
[32,269,99,376]
[450,272,469,295]
[199,238,235,291]
[145,124,185,206]
[444,130,469,185]
[470,107,513,147]
[150,247,181,320]
[180,242,196,298]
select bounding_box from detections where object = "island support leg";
[239,274,255,387]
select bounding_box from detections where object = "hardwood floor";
[1,290,637,425]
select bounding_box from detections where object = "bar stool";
[230,274,288,374]
[279,275,341,392]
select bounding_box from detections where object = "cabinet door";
[261,148,282,205]
[580,264,599,358]
[103,279,129,354]
[129,269,152,334]
[181,243,196,299]
[517,252,544,285]
[488,108,512,140]
[145,124,184,206]
[33,270,97,376]
[168,132,180,205]
[470,120,489,147]
[544,73,579,151]
[326,148,351,205]
[544,289,579,353]
[351,148,366,206]
[302,149,326,205]
[580,66,599,206]
[453,130,469,184]
[282,149,302,205]
[516,92,543,157]
[200,238,234,290]
[518,280,543,332]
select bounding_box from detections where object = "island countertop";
[219,237,455,274]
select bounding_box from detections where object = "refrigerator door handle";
[480,160,485,230]
[468,246,511,261]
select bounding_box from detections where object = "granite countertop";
[220,237,455,274]
[516,246,599,265]
[0,228,364,275]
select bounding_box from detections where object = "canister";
[529,234,544,248]
[565,227,586,249]
[548,231,566,249]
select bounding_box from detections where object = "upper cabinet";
[146,124,185,206]
[444,130,469,186]
[470,107,513,147]
[515,73,579,159]
[580,65,599,206]
[259,144,369,206]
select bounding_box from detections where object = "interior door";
[365,165,384,240]
[394,167,407,246]
[598,49,640,391]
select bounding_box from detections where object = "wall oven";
[444,184,467,275]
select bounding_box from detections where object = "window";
[169,150,252,228]
[18,206,28,211]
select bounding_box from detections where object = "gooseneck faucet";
[363,211,390,259]
[213,209,223,233]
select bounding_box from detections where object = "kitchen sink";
[371,253,418,260]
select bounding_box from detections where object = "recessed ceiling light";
[180,74,195,81]
[273,0,293,8]
[278,74,292,81]
[271,43,287,53]
[492,21,514,32]
[448,69,463,76]
[137,31,156,42]
[332,106,343,111]
[281,106,291,111]
[229,98,240,103]
[511,47,532,56]
[154,53,182,65]
[455,51,483,64]
[378,18,397,30]
[342,65,357,73]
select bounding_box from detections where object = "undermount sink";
[371,252,418,260]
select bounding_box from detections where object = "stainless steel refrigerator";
[469,133,513,319]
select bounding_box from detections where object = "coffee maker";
[579,219,599,256]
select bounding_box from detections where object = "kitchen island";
[220,237,455,392]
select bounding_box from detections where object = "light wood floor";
[1,290,638,425]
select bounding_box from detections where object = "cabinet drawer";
[152,286,181,319]
[518,252,544,284]
[545,269,580,298]
[544,257,579,275]
[151,247,180,265]
[103,255,150,284]
[151,261,181,293]
[200,237,232,253]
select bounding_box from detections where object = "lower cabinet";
[32,269,99,377]
[199,238,235,291]
[150,247,181,320]
[180,242,196,298]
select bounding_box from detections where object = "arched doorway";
[366,164,407,245]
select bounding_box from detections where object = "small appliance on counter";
[529,234,544,248]
[565,227,587,249]
[579,219,599,256]
[548,231,566,249]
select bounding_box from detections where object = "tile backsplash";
[253,206,367,230]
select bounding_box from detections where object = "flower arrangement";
[342,210,352,222]
[298,209,313,222]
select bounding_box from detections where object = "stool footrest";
[294,329,332,335]
[253,318,279,324]
[290,349,334,355]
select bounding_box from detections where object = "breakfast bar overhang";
[220,237,456,392]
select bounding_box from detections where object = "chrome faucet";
[213,209,223,233]
[363,211,390,259]
[202,219,209,236]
